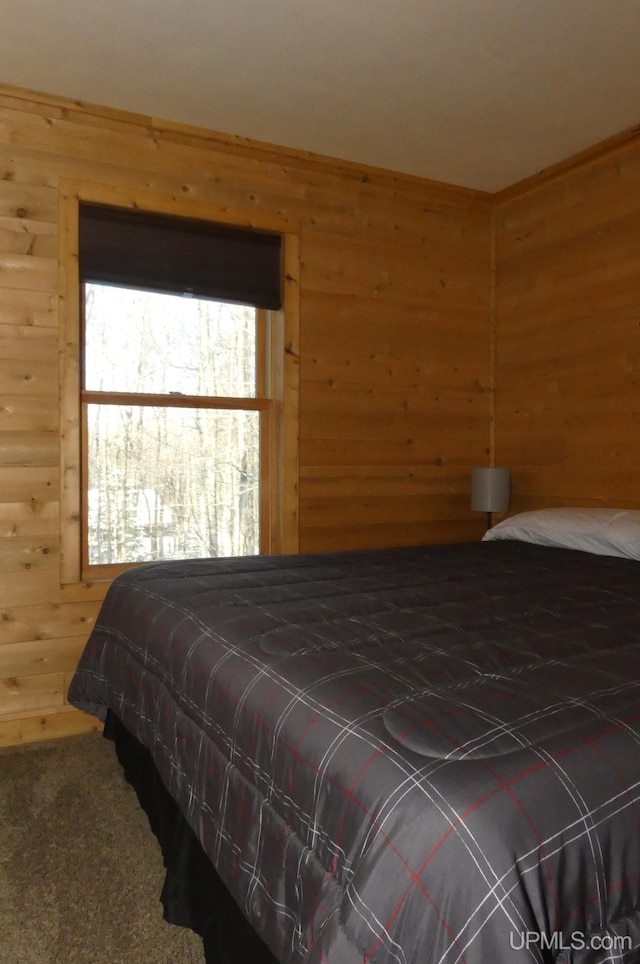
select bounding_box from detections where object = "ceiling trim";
[3,79,636,208]
[494,122,640,205]
[0,80,491,203]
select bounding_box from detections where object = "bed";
[68,508,640,963]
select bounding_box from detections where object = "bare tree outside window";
[84,284,261,566]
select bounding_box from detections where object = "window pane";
[84,284,256,397]
[86,404,260,565]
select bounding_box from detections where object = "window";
[59,184,300,584]
[84,285,265,569]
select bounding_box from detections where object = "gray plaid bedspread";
[68,541,640,964]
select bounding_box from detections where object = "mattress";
[68,540,640,963]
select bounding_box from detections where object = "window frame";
[59,180,300,585]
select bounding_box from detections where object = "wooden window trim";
[59,180,300,586]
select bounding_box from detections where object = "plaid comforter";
[69,540,640,964]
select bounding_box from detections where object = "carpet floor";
[0,731,206,964]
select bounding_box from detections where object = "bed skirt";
[103,710,279,964]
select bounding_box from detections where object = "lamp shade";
[471,467,510,513]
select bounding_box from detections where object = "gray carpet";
[0,732,206,964]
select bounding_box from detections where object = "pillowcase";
[482,507,640,561]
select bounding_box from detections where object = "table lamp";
[471,466,510,530]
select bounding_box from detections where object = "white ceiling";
[1,0,639,192]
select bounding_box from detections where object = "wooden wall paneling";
[0,228,57,259]
[0,636,85,677]
[0,287,56,327]
[0,398,58,437]
[0,466,57,502]
[299,204,490,550]
[0,600,99,646]
[0,502,58,537]
[0,106,368,229]
[0,570,60,608]
[0,251,57,292]
[0,672,64,715]
[494,131,640,513]
[300,519,483,554]
[0,536,57,572]
[299,435,485,468]
[0,82,491,743]
[0,178,58,222]
[0,706,100,747]
[0,321,57,361]
[0,357,58,397]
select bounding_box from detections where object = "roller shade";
[79,203,282,309]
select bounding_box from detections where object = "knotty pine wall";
[0,84,491,744]
[494,129,640,512]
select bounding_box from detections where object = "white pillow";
[482,508,640,561]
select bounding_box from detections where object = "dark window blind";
[79,203,282,309]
